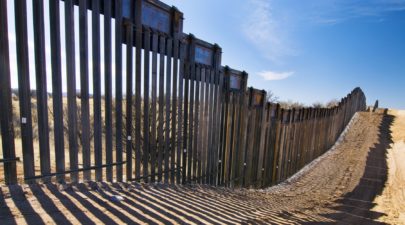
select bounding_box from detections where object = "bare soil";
[373,110,405,224]
[0,111,404,224]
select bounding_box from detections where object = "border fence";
[0,0,366,186]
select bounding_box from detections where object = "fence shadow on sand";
[308,110,393,225]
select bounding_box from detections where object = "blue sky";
[164,0,405,109]
[5,0,405,109]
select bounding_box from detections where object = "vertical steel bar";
[79,0,91,181]
[0,0,17,184]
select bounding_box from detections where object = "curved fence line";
[218,86,366,187]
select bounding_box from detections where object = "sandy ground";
[373,110,405,224]
[0,111,403,224]
[0,98,123,183]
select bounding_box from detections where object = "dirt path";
[0,111,402,224]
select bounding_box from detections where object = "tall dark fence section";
[0,0,366,186]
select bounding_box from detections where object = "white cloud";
[309,0,405,25]
[258,70,294,81]
[242,0,296,64]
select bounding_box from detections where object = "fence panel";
[0,0,367,187]
[220,68,248,186]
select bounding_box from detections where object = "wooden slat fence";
[0,0,366,187]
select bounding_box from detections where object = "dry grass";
[1,96,186,183]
